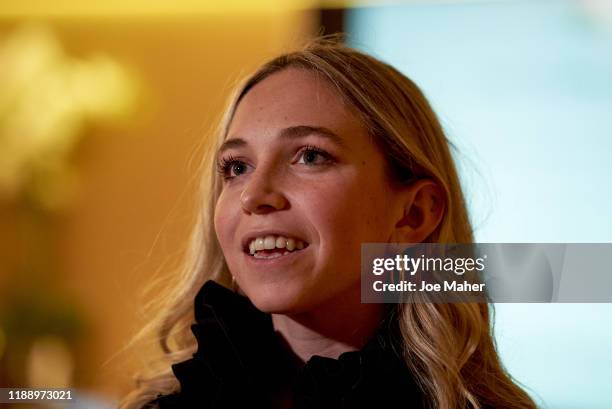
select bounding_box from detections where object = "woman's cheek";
[214,195,236,250]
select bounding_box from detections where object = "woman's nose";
[240,166,288,214]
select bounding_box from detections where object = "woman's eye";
[229,162,247,176]
[297,146,333,166]
[217,156,249,180]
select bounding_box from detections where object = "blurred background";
[0,1,610,408]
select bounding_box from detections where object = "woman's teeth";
[248,235,306,257]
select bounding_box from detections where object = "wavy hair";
[119,36,536,409]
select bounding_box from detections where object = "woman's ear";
[391,179,446,243]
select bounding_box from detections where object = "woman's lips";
[242,244,309,265]
[247,234,307,255]
[251,246,308,259]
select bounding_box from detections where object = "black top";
[147,280,425,409]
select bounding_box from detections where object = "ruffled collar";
[153,280,424,409]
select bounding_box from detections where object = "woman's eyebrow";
[279,125,346,147]
[218,125,347,156]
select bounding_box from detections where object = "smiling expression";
[213,68,402,314]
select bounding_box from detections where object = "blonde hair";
[119,36,536,409]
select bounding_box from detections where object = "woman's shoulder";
[141,280,425,408]
[140,392,181,409]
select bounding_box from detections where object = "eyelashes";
[216,145,335,181]
[216,154,247,180]
[298,144,333,164]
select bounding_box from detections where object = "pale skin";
[213,67,444,365]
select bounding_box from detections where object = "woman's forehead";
[226,68,359,140]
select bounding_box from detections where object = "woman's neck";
[271,284,385,364]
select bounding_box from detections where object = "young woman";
[119,37,537,409]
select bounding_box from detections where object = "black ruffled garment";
[147,280,425,409]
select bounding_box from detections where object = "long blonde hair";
[119,36,536,409]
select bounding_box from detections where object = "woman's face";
[214,68,402,314]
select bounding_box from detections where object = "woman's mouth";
[247,235,309,259]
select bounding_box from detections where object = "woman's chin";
[241,280,318,315]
